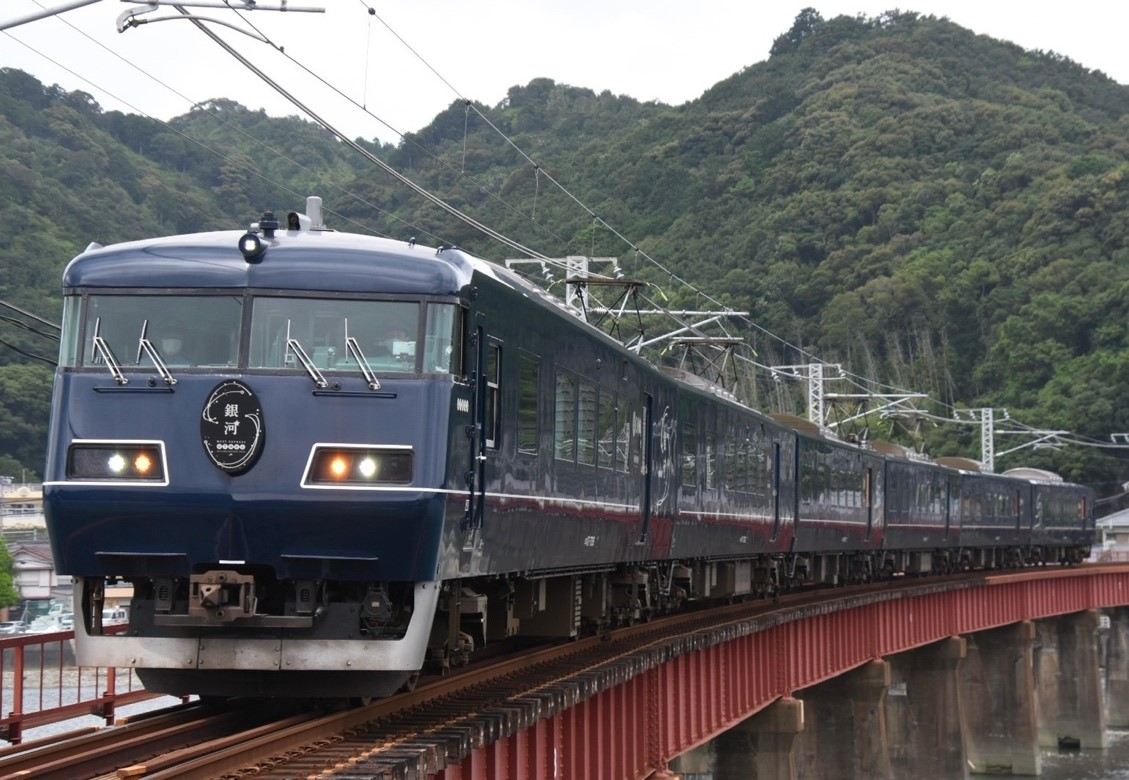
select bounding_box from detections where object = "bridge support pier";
[887,636,968,779]
[1106,607,1129,727]
[961,621,1040,775]
[709,696,804,780]
[797,659,892,780]
[1035,609,1106,749]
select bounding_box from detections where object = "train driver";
[158,330,191,366]
[387,326,415,360]
[373,324,415,360]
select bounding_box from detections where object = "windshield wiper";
[286,337,328,389]
[345,336,381,390]
[90,318,127,385]
[135,320,177,385]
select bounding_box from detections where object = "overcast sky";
[1,1,1127,145]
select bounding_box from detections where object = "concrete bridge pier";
[1106,607,1129,727]
[960,621,1040,775]
[886,636,968,779]
[1035,609,1106,749]
[709,696,805,780]
[796,659,892,780]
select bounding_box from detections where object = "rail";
[0,626,168,744]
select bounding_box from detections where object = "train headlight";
[238,232,267,263]
[67,441,167,482]
[303,446,413,487]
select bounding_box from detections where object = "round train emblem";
[200,380,264,474]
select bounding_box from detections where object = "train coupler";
[189,570,256,622]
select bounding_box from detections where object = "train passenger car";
[938,457,1035,568]
[788,421,885,583]
[880,446,961,574]
[43,199,1097,699]
[1006,467,1093,564]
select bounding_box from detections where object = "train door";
[463,316,489,542]
[864,464,875,542]
[770,440,782,542]
[639,392,653,543]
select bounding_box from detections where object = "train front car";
[44,206,471,698]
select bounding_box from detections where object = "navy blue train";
[43,198,1095,698]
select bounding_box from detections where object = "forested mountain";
[1,9,1127,498]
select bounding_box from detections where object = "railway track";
[1,567,1101,779]
[0,699,318,779]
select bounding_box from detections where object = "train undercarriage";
[71,542,1089,698]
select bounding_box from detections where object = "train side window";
[577,379,597,467]
[681,423,697,489]
[598,389,616,470]
[517,357,539,456]
[630,406,644,475]
[554,371,577,462]
[485,342,500,450]
[616,405,631,472]
[704,433,716,490]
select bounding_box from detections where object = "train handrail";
[0,626,167,745]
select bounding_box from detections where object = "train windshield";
[246,297,462,375]
[63,294,464,375]
[73,295,242,368]
[249,298,419,372]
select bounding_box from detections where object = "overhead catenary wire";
[0,336,56,366]
[0,300,60,334]
[176,5,554,264]
[4,6,435,245]
[211,1,579,258]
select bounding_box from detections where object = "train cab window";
[79,294,242,370]
[248,297,420,372]
[517,357,539,456]
[424,303,464,375]
[58,296,81,367]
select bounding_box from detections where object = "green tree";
[770,8,825,56]
[0,543,20,610]
[0,364,54,480]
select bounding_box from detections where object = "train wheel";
[398,672,420,693]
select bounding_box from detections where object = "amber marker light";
[330,455,349,478]
[134,453,153,475]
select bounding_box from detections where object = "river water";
[976,728,1129,780]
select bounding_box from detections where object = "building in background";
[0,480,45,529]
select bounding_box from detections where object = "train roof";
[63,226,487,297]
[1002,467,1065,484]
[934,456,983,473]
